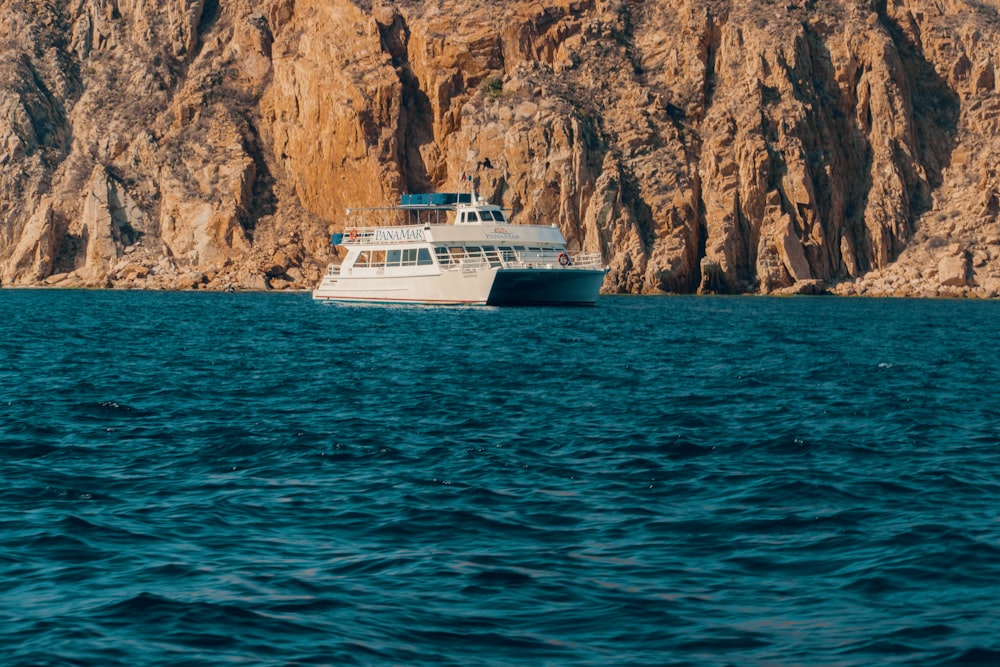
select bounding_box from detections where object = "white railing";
[458,257,491,271]
[569,252,604,269]
[437,249,604,271]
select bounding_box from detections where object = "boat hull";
[486,268,606,306]
[312,268,495,305]
[312,266,605,306]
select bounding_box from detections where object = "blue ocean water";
[2,290,999,666]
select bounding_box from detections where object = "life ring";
[348,228,358,241]
[558,252,571,266]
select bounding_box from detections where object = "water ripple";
[2,292,1000,665]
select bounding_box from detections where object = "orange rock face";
[1,0,1000,296]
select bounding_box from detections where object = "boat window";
[493,211,507,222]
[467,211,480,222]
[418,248,433,265]
[449,246,466,259]
[386,249,402,266]
[370,250,386,266]
[402,248,418,266]
[356,251,370,267]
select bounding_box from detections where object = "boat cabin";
[454,204,508,225]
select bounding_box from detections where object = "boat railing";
[459,256,491,272]
[501,249,603,270]
[341,207,508,230]
[568,252,604,269]
[436,248,604,271]
[345,207,448,229]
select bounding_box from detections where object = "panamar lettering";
[374,228,425,241]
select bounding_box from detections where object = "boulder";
[938,254,969,288]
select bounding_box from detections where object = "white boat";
[312,192,607,306]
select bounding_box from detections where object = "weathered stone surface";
[939,252,970,288]
[2,0,1000,296]
[116,263,150,281]
[1,197,56,286]
[773,279,829,297]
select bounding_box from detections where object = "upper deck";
[344,193,507,226]
[333,193,564,247]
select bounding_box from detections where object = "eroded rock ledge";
[2,0,1000,297]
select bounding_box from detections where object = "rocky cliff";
[2,0,1000,296]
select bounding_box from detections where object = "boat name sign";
[486,227,519,240]
[373,228,427,242]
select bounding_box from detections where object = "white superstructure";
[312,193,607,306]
